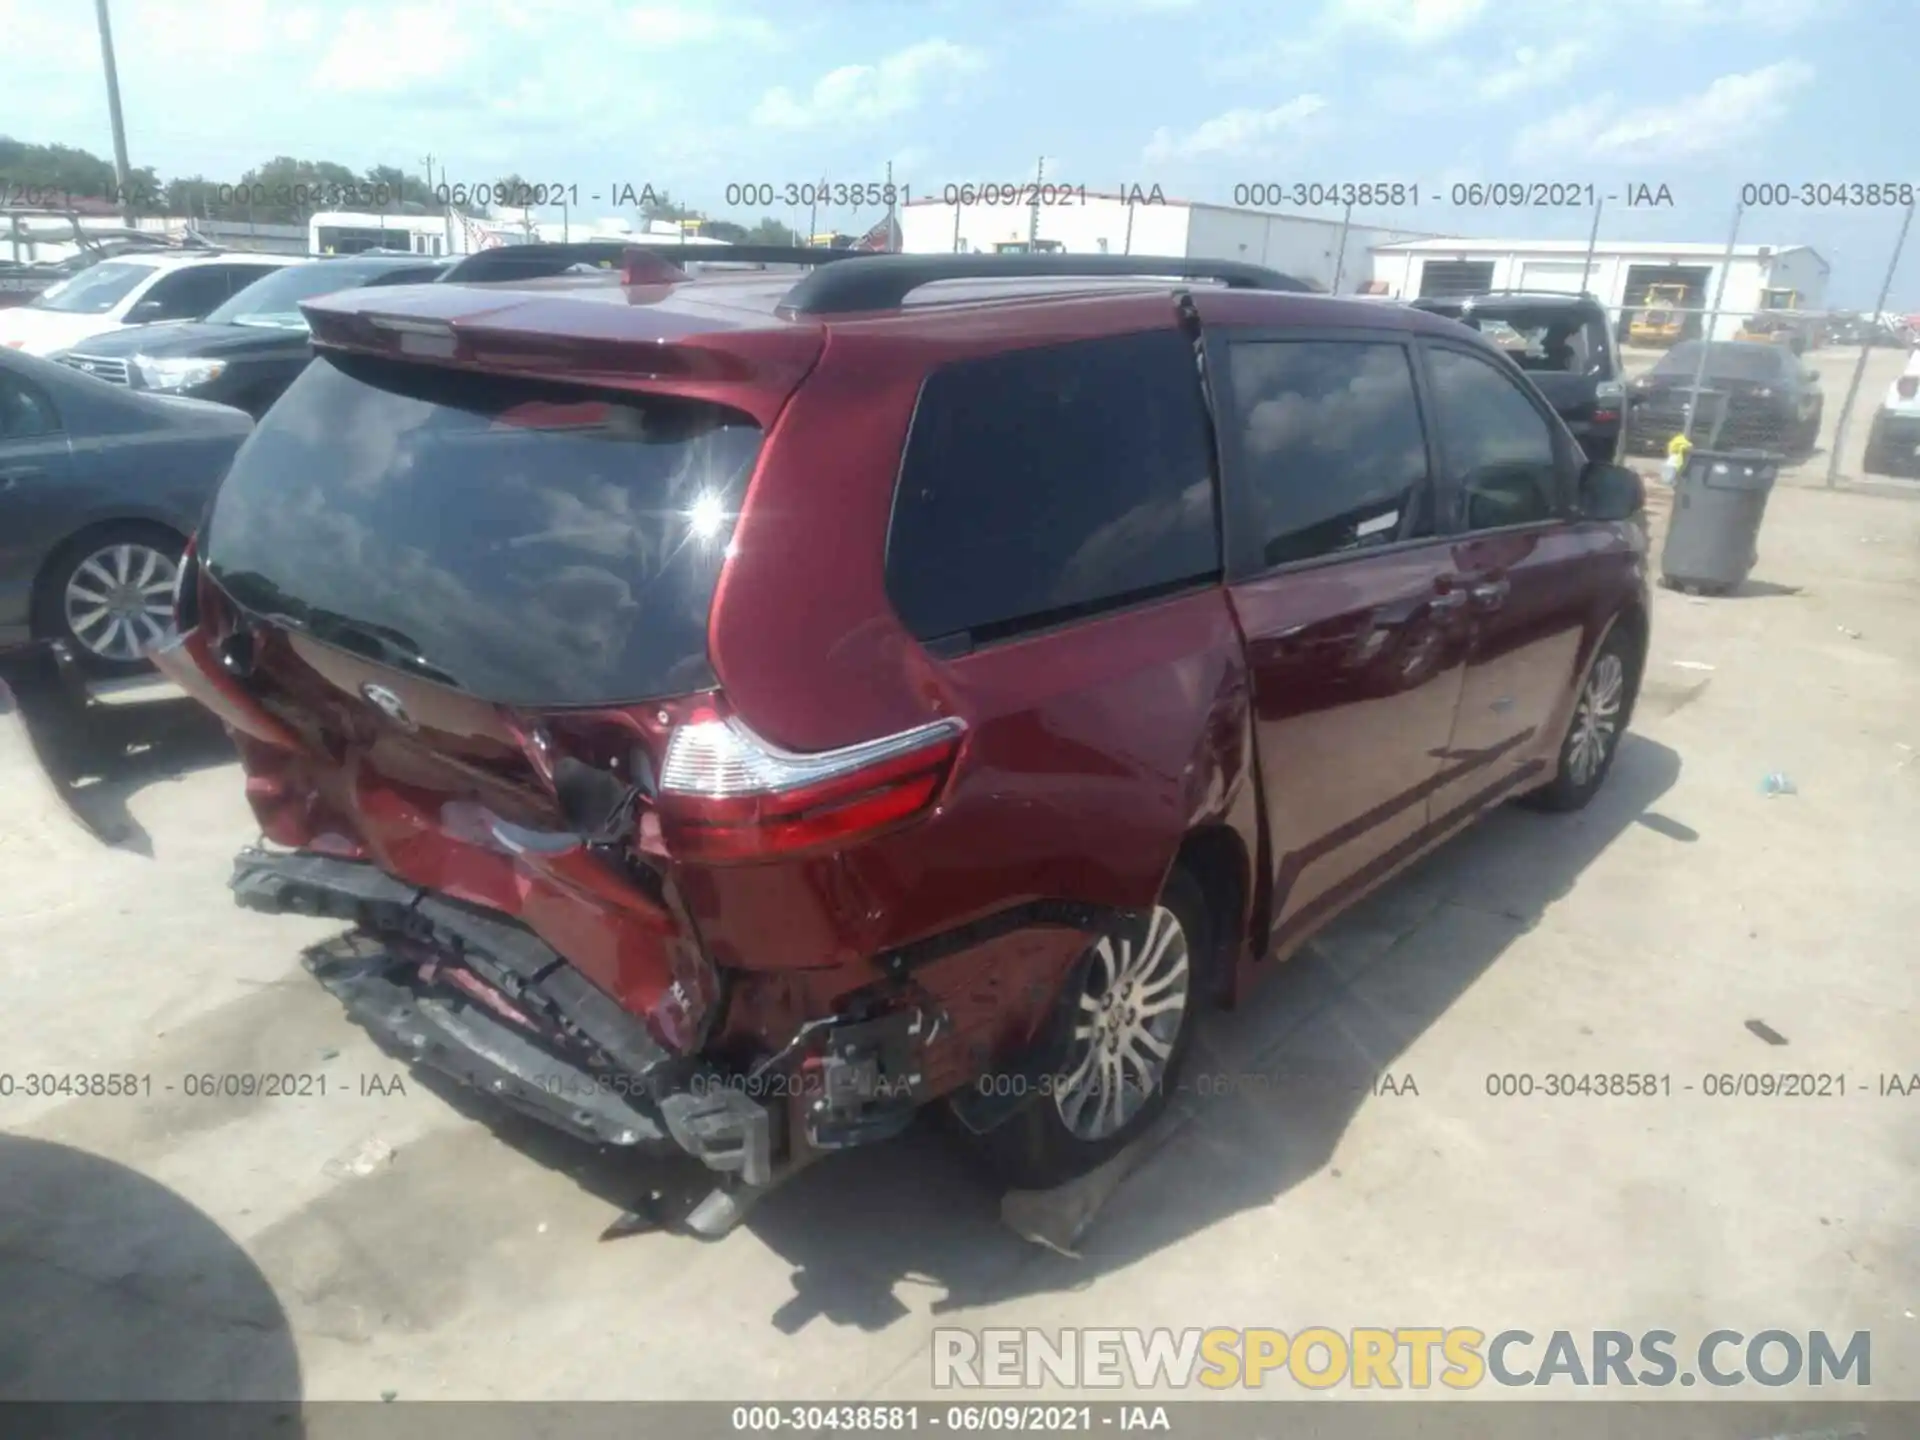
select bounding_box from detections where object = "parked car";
[0,347,252,675]
[154,250,1650,1232]
[48,254,450,418]
[1862,348,1920,479]
[1827,311,1910,349]
[1412,292,1626,464]
[1626,340,1823,458]
[0,251,291,357]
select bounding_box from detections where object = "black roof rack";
[624,243,867,269]
[772,253,1314,316]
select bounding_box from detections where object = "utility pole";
[1029,155,1045,247]
[1331,200,1353,293]
[1827,200,1916,489]
[93,0,135,226]
[884,159,895,252]
[1579,196,1604,295]
[1682,202,1745,447]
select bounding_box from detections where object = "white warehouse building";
[899,192,1438,293]
[1369,238,1831,342]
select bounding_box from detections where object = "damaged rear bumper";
[232,846,777,1185]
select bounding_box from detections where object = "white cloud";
[310,4,477,96]
[1476,41,1587,101]
[626,4,776,46]
[1510,98,1616,166]
[1513,60,1814,166]
[751,39,986,131]
[1072,0,1201,10]
[1324,0,1490,44]
[1143,96,1329,163]
[1651,0,1825,28]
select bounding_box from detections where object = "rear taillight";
[1897,376,1917,400]
[656,712,965,862]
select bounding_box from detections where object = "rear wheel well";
[1609,601,1648,684]
[1173,825,1248,1005]
[29,518,188,639]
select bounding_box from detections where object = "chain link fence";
[1368,198,1918,489]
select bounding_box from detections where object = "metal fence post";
[1579,197,1603,293]
[1826,200,1916,489]
[1682,201,1745,445]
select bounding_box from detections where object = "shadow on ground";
[0,1134,301,1433]
[5,676,235,855]
[426,734,1686,1333]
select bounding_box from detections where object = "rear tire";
[30,521,186,679]
[967,867,1213,1192]
[1520,624,1640,814]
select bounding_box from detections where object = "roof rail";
[772,253,1314,316]
[622,243,868,268]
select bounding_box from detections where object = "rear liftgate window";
[200,352,763,708]
[886,328,1220,646]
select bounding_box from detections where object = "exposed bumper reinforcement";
[234,846,775,1185]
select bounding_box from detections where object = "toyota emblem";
[360,683,417,731]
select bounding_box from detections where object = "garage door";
[1517,261,1589,294]
[1417,260,1496,298]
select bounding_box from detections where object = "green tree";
[0,137,159,209]
[234,156,361,222]
[487,172,532,215]
[701,218,748,243]
[742,217,800,246]
[364,164,429,211]
[638,188,697,224]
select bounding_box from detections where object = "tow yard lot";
[3,426,1918,1404]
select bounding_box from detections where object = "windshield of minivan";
[205,263,385,330]
[1652,342,1789,382]
[200,354,764,708]
[27,259,157,313]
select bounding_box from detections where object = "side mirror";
[1580,460,1644,522]
[125,299,167,323]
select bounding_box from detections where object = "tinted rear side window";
[1226,339,1433,568]
[886,329,1219,644]
[201,354,762,708]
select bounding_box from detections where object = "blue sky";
[5,0,1912,305]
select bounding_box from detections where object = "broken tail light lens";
[1897,376,1918,400]
[656,712,965,862]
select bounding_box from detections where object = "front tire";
[31,522,185,679]
[1522,625,1639,814]
[970,867,1212,1191]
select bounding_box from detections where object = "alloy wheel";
[1052,905,1191,1142]
[63,541,180,664]
[1566,650,1625,787]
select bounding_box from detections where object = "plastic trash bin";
[1659,449,1779,595]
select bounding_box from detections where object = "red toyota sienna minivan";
[155,246,1651,1235]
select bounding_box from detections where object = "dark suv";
[155,250,1650,1233]
[1411,292,1626,464]
[53,253,449,417]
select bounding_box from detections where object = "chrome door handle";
[1470,580,1510,607]
[1430,588,1468,611]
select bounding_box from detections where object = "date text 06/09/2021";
[1228,182,1675,209]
